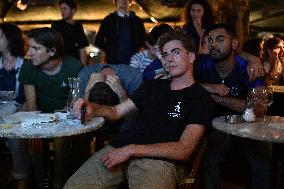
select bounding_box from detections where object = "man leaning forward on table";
[63,31,215,189]
[194,23,272,189]
[16,28,83,189]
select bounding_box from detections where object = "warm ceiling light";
[17,0,28,11]
[150,16,158,23]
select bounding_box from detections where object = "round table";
[0,112,105,138]
[212,116,284,143]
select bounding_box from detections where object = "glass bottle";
[66,77,80,119]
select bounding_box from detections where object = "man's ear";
[188,52,196,64]
[48,48,56,57]
[232,38,239,50]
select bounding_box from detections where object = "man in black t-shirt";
[64,31,214,189]
[52,0,89,65]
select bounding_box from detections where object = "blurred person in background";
[243,38,264,59]
[263,37,284,86]
[182,0,214,52]
[130,23,173,73]
[0,23,27,189]
[52,0,89,65]
[0,23,25,105]
[262,37,284,188]
[95,0,146,65]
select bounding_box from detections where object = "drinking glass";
[247,86,273,122]
[0,91,17,116]
[66,77,80,119]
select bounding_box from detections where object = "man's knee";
[127,158,178,189]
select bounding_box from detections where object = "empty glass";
[66,77,80,119]
[247,86,273,122]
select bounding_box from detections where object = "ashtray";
[225,115,243,124]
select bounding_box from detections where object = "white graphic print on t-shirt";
[168,101,181,118]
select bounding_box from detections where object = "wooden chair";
[178,137,208,189]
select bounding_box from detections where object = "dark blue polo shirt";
[194,54,264,116]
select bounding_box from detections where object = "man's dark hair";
[88,82,120,106]
[148,23,174,46]
[113,0,132,7]
[157,31,195,53]
[58,0,77,10]
[0,23,25,57]
[27,27,64,59]
[243,38,262,57]
[205,23,237,38]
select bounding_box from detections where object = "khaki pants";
[64,145,185,189]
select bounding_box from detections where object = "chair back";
[178,137,208,189]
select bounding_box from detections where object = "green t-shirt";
[19,56,83,113]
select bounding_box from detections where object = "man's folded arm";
[129,124,206,162]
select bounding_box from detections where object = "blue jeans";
[9,138,32,180]
[201,130,272,189]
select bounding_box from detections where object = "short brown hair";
[157,31,195,53]
[27,27,64,59]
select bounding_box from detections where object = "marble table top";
[213,116,284,143]
[0,112,105,138]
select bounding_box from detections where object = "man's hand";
[211,94,223,104]
[247,55,264,81]
[84,73,105,99]
[101,145,133,170]
[74,98,97,122]
[105,75,127,102]
[154,73,168,79]
[28,139,44,152]
[201,83,230,96]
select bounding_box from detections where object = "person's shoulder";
[79,64,104,74]
[103,12,118,21]
[130,13,144,25]
[129,11,142,20]
[235,55,248,65]
[144,78,169,87]
[19,60,37,79]
[189,83,211,97]
[21,59,34,69]
[72,21,84,29]
[62,56,83,69]
[62,56,81,63]
[114,64,142,75]
[51,19,65,27]
[196,54,212,64]
[131,50,147,58]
